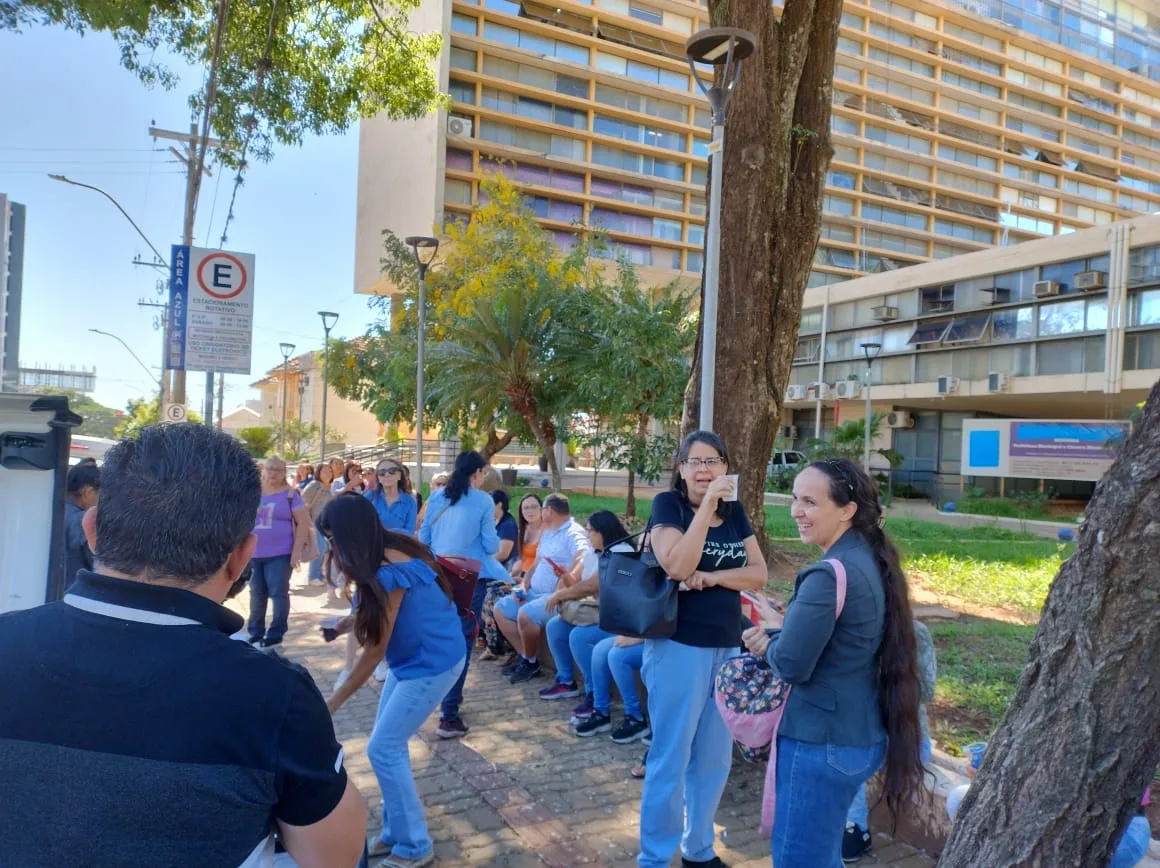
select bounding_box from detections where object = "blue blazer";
[765,528,887,747]
[418,488,507,581]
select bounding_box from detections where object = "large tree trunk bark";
[526,415,563,491]
[940,380,1160,866]
[683,0,844,555]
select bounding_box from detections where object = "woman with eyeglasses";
[366,457,418,535]
[742,458,923,867]
[638,430,767,868]
[318,495,464,868]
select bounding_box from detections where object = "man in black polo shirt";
[0,424,367,867]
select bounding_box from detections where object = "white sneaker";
[373,661,388,682]
[333,669,350,692]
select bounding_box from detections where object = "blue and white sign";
[167,245,255,374]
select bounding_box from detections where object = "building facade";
[354,0,1160,297]
[15,365,96,394]
[1,195,26,391]
[783,215,1159,497]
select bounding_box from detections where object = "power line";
[0,146,166,152]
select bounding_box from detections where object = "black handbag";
[597,527,678,639]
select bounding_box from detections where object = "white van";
[69,435,117,466]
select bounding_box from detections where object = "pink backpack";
[714,558,847,834]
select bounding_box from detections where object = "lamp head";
[318,311,339,332]
[860,341,883,364]
[685,27,756,66]
[404,235,440,268]
[279,342,295,361]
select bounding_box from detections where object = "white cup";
[722,474,739,501]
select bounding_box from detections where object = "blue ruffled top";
[376,560,465,680]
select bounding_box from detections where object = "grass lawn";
[928,619,1037,754]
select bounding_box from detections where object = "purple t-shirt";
[253,489,304,559]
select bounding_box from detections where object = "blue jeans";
[638,639,735,868]
[569,623,613,691]
[440,578,488,721]
[593,638,644,719]
[772,736,887,868]
[246,555,292,642]
[545,616,577,682]
[846,736,932,828]
[308,529,327,581]
[370,658,465,860]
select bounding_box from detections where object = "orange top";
[518,540,539,573]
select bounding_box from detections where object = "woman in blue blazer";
[419,451,508,739]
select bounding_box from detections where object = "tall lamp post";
[685,27,756,431]
[405,236,440,493]
[279,342,295,454]
[318,311,339,461]
[860,342,882,472]
[88,328,161,398]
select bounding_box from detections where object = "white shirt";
[529,518,591,594]
[579,541,636,583]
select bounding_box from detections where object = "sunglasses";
[377,467,401,476]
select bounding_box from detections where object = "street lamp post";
[405,236,440,494]
[860,342,883,472]
[318,311,339,462]
[279,342,295,454]
[685,27,756,431]
[88,328,161,398]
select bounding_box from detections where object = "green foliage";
[6,1,444,164]
[281,420,346,460]
[953,493,1080,522]
[237,426,276,458]
[113,397,201,439]
[801,413,887,461]
[39,390,122,439]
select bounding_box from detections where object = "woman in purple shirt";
[246,455,310,650]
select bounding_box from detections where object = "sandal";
[631,761,647,779]
[367,838,394,859]
[378,853,435,868]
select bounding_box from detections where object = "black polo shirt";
[0,571,348,867]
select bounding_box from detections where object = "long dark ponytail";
[810,458,923,821]
[445,450,486,505]
[317,493,452,646]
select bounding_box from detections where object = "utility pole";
[150,122,223,423]
[216,374,225,429]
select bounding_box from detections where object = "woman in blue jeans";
[744,458,924,868]
[641,431,767,868]
[321,495,465,868]
[247,456,310,650]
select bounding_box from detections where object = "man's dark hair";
[66,462,101,494]
[543,493,571,516]
[95,424,260,584]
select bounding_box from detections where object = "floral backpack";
[714,558,847,833]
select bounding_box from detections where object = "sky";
[0,23,379,413]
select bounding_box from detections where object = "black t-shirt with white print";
[649,490,755,648]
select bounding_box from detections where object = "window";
[1000,211,1055,235]
[868,47,934,77]
[862,229,927,256]
[450,47,477,70]
[835,63,861,83]
[449,78,475,104]
[942,97,1000,125]
[941,70,1001,98]
[921,285,955,314]
[452,12,478,33]
[822,222,857,243]
[825,194,856,216]
[800,308,824,334]
[865,74,934,105]
[794,337,822,362]
[942,46,1002,76]
[861,202,926,230]
[1007,46,1063,74]
[939,144,997,171]
[1006,68,1063,97]
[1124,332,1160,371]
[864,123,931,154]
[628,0,663,25]
[864,151,930,181]
[908,320,952,345]
[934,218,993,244]
[1006,91,1063,117]
[938,169,997,197]
[992,306,1034,340]
[943,314,991,343]
[827,170,857,190]
[1005,116,1062,142]
[1003,163,1059,187]
[1069,109,1117,136]
[1133,289,1160,325]
[869,22,936,53]
[1038,337,1106,375]
[1063,178,1114,203]
[1038,299,1087,336]
[943,22,1002,52]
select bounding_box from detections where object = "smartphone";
[546,557,563,572]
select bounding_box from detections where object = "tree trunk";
[627,467,637,519]
[684,0,844,555]
[478,426,515,461]
[526,415,563,491]
[940,380,1160,866]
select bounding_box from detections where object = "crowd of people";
[5,424,1153,868]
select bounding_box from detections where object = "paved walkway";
[240,576,935,868]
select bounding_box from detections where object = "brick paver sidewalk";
[261,581,934,868]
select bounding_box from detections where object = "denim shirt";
[418,488,507,581]
[365,489,417,535]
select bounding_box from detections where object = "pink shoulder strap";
[823,558,848,619]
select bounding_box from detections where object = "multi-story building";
[16,365,96,394]
[783,214,1159,497]
[1,194,26,391]
[354,0,1160,297]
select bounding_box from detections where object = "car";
[766,450,805,480]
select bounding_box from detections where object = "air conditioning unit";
[835,380,862,399]
[781,425,799,440]
[810,383,832,400]
[1033,279,1061,298]
[937,375,961,395]
[887,410,915,428]
[785,385,807,401]
[988,371,1010,393]
[1075,270,1107,291]
[872,304,900,322]
[447,115,473,137]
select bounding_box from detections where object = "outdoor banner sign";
[167,245,255,374]
[962,418,1131,482]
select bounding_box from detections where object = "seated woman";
[744,458,924,867]
[575,634,648,743]
[319,494,465,868]
[481,493,543,661]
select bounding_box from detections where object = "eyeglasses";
[377,467,401,476]
[683,457,727,469]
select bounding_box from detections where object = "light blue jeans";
[846,736,932,828]
[308,528,327,582]
[592,637,644,719]
[569,623,614,690]
[545,616,577,682]
[368,658,465,860]
[772,736,887,868]
[638,639,735,868]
